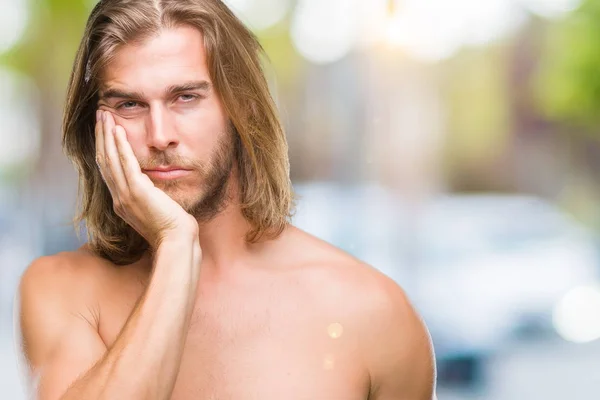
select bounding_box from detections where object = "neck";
[194,170,256,271]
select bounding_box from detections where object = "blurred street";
[438,338,600,399]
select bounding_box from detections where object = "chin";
[158,184,203,209]
[175,192,205,211]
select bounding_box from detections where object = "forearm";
[60,234,201,400]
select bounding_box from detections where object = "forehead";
[100,25,210,94]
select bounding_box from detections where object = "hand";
[95,110,198,248]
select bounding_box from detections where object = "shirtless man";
[16,1,436,399]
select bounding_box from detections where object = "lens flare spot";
[327,323,344,339]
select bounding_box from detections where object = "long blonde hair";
[63,0,294,264]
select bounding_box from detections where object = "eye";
[178,94,199,102]
[117,101,140,110]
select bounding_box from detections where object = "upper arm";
[17,256,108,400]
[362,274,436,400]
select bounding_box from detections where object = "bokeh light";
[385,0,525,61]
[223,0,291,31]
[0,68,41,171]
[290,0,359,64]
[0,0,28,54]
[522,0,582,18]
[553,284,600,343]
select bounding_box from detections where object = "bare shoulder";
[19,247,113,312]
[285,227,436,399]
[15,248,130,398]
[349,267,436,399]
[17,248,114,365]
[283,226,415,308]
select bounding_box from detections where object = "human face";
[98,25,235,221]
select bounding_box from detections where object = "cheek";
[174,104,228,145]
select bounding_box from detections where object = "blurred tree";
[1,0,91,96]
[535,0,600,129]
[437,44,514,191]
[531,2,600,227]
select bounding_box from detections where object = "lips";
[144,166,189,172]
[142,166,192,180]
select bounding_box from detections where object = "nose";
[145,104,179,151]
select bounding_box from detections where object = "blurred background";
[2,0,600,398]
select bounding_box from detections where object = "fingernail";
[96,110,100,122]
[102,111,107,122]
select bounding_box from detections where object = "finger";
[95,110,105,169]
[95,111,116,192]
[103,111,128,193]
[113,125,146,188]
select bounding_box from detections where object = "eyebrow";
[167,80,212,94]
[99,80,212,101]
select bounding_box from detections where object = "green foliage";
[0,0,94,180]
[0,0,92,91]
[535,0,600,127]
[256,19,305,89]
[439,45,512,164]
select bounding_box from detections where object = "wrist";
[156,220,199,245]
[151,231,202,275]
[158,229,198,247]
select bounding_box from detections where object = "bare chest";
[170,294,369,400]
[99,275,370,400]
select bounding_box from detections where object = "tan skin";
[17,26,436,400]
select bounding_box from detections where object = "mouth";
[142,166,193,180]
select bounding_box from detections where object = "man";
[17,1,436,399]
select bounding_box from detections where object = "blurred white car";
[292,182,600,384]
